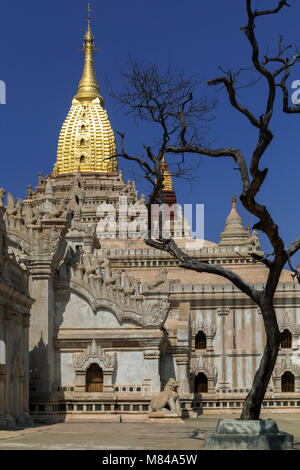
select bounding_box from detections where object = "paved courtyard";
[0,413,299,450]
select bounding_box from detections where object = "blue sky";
[1,0,300,255]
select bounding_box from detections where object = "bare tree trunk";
[240,303,281,420]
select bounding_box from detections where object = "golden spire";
[75,3,104,105]
[53,4,118,175]
[160,155,173,191]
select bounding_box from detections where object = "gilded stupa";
[53,6,118,175]
[160,155,173,191]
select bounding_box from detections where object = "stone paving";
[0,413,299,450]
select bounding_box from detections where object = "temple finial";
[160,154,167,170]
[87,2,92,32]
[75,2,104,104]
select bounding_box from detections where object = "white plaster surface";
[115,351,145,384]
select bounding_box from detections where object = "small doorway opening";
[194,372,208,393]
[86,363,103,392]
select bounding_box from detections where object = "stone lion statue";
[150,378,181,415]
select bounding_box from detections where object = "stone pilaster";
[0,365,6,426]
[217,308,230,391]
[28,260,56,395]
[174,354,189,393]
[143,349,161,392]
[103,370,115,393]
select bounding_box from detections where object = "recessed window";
[281,329,292,349]
[282,371,295,392]
[195,331,206,350]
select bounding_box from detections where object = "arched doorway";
[194,372,208,393]
[86,363,103,392]
[281,371,295,392]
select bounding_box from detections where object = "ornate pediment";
[190,357,217,378]
[278,312,300,334]
[193,321,216,337]
[273,356,300,377]
[73,339,116,370]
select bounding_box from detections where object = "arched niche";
[73,339,116,393]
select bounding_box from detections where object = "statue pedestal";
[205,419,294,450]
[146,411,185,424]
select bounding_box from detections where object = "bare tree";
[111,0,300,420]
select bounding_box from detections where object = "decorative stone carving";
[193,321,216,351]
[150,378,181,415]
[143,267,168,291]
[56,257,170,328]
[278,312,300,335]
[73,338,116,369]
[273,356,300,377]
[190,358,217,378]
[0,188,5,207]
[272,356,300,393]
[193,321,216,338]
[140,299,169,328]
[73,339,117,393]
[190,358,217,394]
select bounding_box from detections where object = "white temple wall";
[115,351,146,386]
[59,352,76,386]
[55,292,123,328]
